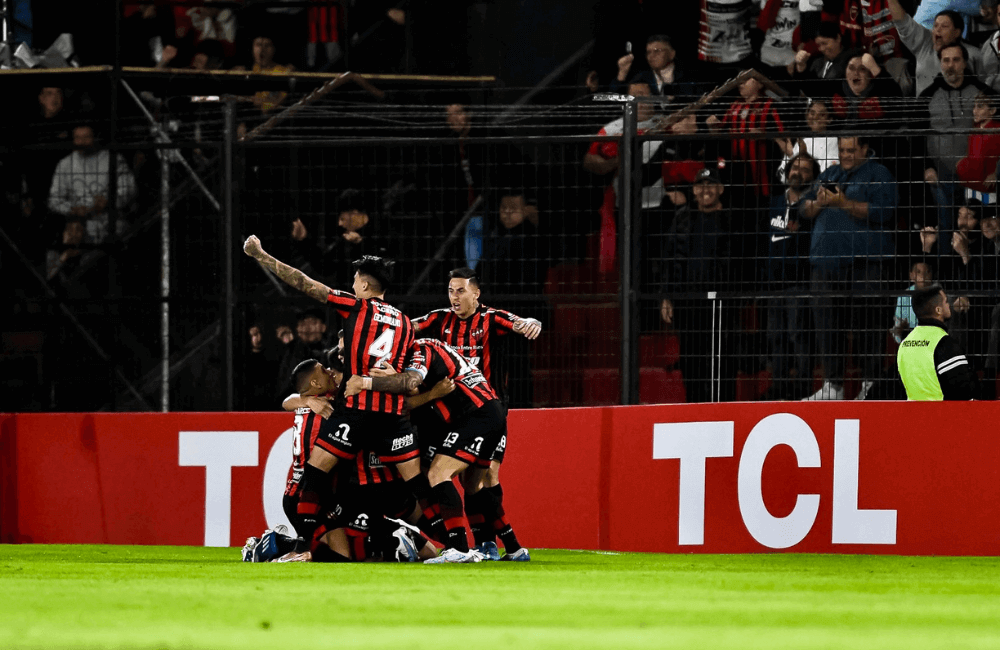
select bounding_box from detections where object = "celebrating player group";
[241,234,542,564]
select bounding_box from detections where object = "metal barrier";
[3,68,999,411]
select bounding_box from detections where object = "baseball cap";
[694,168,722,185]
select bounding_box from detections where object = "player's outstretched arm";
[243,235,334,303]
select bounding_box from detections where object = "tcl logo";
[653,413,897,549]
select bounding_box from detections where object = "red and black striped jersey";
[327,290,415,414]
[406,338,499,423]
[411,304,519,405]
[284,394,333,497]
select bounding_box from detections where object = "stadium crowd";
[3,0,1000,411]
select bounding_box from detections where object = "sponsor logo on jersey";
[391,433,414,451]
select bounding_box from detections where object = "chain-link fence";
[4,69,999,411]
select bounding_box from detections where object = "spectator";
[276,323,295,346]
[23,88,72,252]
[324,189,390,289]
[791,21,853,97]
[275,308,334,400]
[834,0,913,93]
[479,193,546,296]
[829,51,904,130]
[776,99,839,177]
[241,322,279,410]
[981,2,1000,88]
[250,36,295,115]
[956,92,1000,194]
[658,168,734,402]
[800,135,898,400]
[175,3,237,63]
[969,0,999,47]
[47,124,137,245]
[765,152,818,400]
[610,35,700,103]
[583,81,662,273]
[891,260,934,343]
[921,43,992,255]
[888,0,985,95]
[706,75,786,210]
[45,217,86,283]
[121,2,178,68]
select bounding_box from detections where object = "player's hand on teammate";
[428,377,455,399]
[344,375,365,397]
[304,396,333,419]
[243,235,264,259]
[513,317,542,340]
[370,360,396,377]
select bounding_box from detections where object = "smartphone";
[822,182,838,193]
[626,41,632,54]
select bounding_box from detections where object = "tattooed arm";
[243,235,333,303]
[344,370,424,397]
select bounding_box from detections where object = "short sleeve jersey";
[326,290,415,415]
[412,304,518,404]
[405,338,499,423]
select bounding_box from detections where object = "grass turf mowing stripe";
[1,545,999,649]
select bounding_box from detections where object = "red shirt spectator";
[956,94,1000,193]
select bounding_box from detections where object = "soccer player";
[411,267,538,560]
[281,356,341,544]
[243,235,433,546]
[346,337,509,564]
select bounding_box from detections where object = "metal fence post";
[620,98,639,405]
[223,98,236,411]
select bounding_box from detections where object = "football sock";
[464,489,493,546]
[431,481,470,553]
[295,463,330,542]
[484,484,521,553]
[407,473,446,540]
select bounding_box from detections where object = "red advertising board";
[2,403,998,555]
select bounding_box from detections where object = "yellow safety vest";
[897,325,948,401]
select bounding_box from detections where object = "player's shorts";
[315,409,420,464]
[433,399,505,469]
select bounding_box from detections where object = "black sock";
[296,464,330,542]
[407,474,446,541]
[464,489,493,547]
[431,481,469,553]
[484,484,521,553]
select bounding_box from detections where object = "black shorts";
[315,409,420,464]
[433,399,506,469]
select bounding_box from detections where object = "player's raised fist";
[243,235,263,258]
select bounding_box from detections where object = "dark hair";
[353,255,394,293]
[816,21,842,40]
[936,9,964,34]
[912,284,946,319]
[646,34,672,46]
[291,358,321,393]
[787,152,820,181]
[975,91,1000,112]
[296,307,325,324]
[336,188,365,215]
[910,259,933,275]
[323,347,345,374]
[837,134,870,148]
[937,41,969,62]
[448,266,481,289]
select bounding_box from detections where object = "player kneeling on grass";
[346,338,527,563]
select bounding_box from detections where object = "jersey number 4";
[367,329,395,362]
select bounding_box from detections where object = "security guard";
[897,284,976,400]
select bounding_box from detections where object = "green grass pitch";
[2,545,1000,649]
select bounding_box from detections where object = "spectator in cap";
[655,166,737,402]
